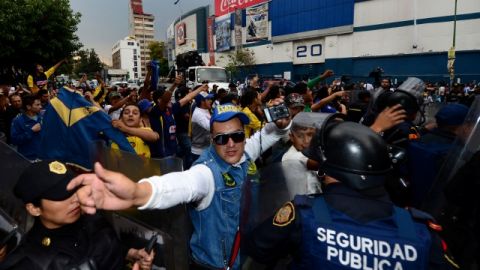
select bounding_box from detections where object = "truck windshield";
[196,68,228,83]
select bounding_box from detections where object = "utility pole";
[448,0,458,95]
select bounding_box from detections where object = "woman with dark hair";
[240,90,263,138]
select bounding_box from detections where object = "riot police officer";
[1,160,154,270]
[244,121,456,269]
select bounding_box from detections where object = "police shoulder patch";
[273,202,295,227]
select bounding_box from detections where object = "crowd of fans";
[1,59,480,269]
[1,61,479,168]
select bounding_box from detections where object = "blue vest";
[292,196,431,270]
[189,146,250,269]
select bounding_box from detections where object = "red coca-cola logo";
[215,0,266,17]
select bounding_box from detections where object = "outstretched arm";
[67,163,153,214]
[68,162,215,214]
[45,58,67,78]
[178,84,208,107]
[306,69,334,89]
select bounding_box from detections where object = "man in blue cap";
[67,101,291,269]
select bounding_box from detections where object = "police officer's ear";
[25,203,41,217]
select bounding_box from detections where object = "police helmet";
[302,113,345,163]
[320,121,392,190]
[386,77,425,115]
[385,91,419,115]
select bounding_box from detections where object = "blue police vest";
[292,196,431,270]
[189,146,250,269]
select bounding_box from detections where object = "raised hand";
[322,69,334,79]
[67,163,152,214]
[370,104,406,133]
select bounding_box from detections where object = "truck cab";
[186,66,230,91]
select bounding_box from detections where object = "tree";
[221,48,256,80]
[147,41,169,77]
[0,0,82,83]
[73,49,104,77]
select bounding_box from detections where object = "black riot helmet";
[386,77,425,115]
[319,121,392,190]
[385,91,419,115]
[302,113,346,163]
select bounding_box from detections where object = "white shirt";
[438,86,445,95]
[104,105,121,120]
[282,145,322,196]
[190,107,211,155]
[139,121,291,211]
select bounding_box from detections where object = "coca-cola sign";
[215,0,267,17]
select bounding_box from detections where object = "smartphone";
[263,103,290,122]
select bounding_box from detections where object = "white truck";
[185,66,230,90]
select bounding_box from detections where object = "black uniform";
[244,183,456,269]
[1,214,127,270]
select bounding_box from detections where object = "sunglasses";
[213,131,245,145]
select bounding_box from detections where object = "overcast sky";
[70,0,211,65]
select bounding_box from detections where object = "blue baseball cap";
[435,104,469,126]
[138,99,153,113]
[211,103,250,125]
[195,91,214,105]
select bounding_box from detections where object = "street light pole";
[453,0,458,48]
[448,0,458,95]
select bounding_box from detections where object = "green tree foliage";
[221,48,256,79]
[73,49,104,77]
[147,41,169,77]
[0,0,82,75]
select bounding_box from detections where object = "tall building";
[112,36,141,80]
[129,0,155,78]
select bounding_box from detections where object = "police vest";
[292,196,431,270]
[189,146,250,269]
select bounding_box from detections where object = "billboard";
[176,23,186,45]
[215,0,268,17]
[207,16,216,65]
[215,17,231,52]
[246,3,269,43]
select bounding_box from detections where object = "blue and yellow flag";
[39,87,134,169]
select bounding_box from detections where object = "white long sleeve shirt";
[138,121,291,211]
[190,107,211,155]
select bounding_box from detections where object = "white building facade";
[129,0,155,77]
[112,37,141,80]
[168,0,480,83]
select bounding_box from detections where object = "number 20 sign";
[296,44,322,58]
[293,41,325,64]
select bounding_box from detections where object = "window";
[196,68,228,83]
[128,42,134,46]
[133,49,137,54]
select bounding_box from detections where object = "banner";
[176,23,186,46]
[246,3,269,43]
[215,0,267,17]
[234,9,243,49]
[215,17,231,52]
[207,16,216,65]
